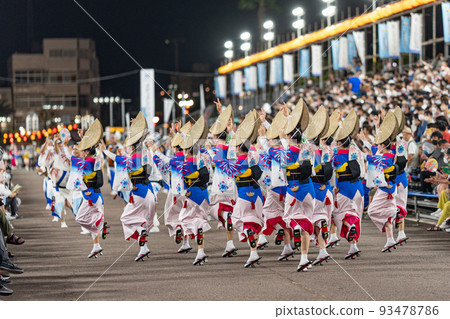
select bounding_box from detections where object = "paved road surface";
[4,169,450,301]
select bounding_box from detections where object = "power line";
[0,68,214,84]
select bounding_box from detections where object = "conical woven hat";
[78,119,103,151]
[285,98,309,135]
[333,110,358,141]
[249,109,262,144]
[305,106,330,140]
[234,110,256,145]
[266,109,289,140]
[393,106,405,136]
[374,111,398,145]
[321,110,340,140]
[180,116,206,149]
[351,114,360,139]
[171,122,192,147]
[125,112,148,147]
[210,104,234,135]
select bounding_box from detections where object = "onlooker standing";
[402,127,419,172]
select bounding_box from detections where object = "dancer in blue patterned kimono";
[152,122,192,253]
[67,119,108,258]
[367,111,403,253]
[331,110,362,260]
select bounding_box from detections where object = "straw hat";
[321,110,340,140]
[125,112,148,147]
[78,119,103,151]
[180,116,207,149]
[249,109,262,144]
[305,106,330,140]
[171,122,192,147]
[285,98,309,135]
[393,106,405,136]
[374,111,399,145]
[234,110,256,145]
[333,110,358,141]
[210,104,234,135]
[266,109,290,139]
[351,114,360,139]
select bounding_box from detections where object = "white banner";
[283,54,294,83]
[387,20,400,58]
[199,84,205,114]
[140,69,155,134]
[353,31,366,73]
[311,45,322,77]
[233,70,243,95]
[410,13,423,54]
[217,75,226,99]
[163,98,173,124]
[249,66,257,91]
[338,37,349,70]
[269,59,276,86]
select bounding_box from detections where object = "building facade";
[9,38,100,130]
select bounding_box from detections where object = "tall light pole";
[224,40,234,63]
[322,1,337,80]
[292,7,305,38]
[322,0,336,27]
[240,32,251,57]
[263,20,275,49]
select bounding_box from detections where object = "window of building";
[14,71,29,84]
[49,49,76,58]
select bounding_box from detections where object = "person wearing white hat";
[38,138,56,215]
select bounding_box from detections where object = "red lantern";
[52,128,57,134]
[23,136,28,142]
[73,123,78,130]
[8,133,13,138]
[9,137,13,143]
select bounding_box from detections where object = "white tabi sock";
[386,237,396,246]
[250,250,259,259]
[397,230,406,239]
[329,232,338,242]
[300,254,309,265]
[226,240,235,251]
[281,244,293,255]
[257,234,267,244]
[139,244,149,254]
[196,248,205,258]
[349,243,358,254]
[93,243,102,251]
[318,248,329,258]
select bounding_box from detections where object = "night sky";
[0,0,372,103]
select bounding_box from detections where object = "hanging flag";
[442,3,450,43]
[270,58,283,86]
[214,75,227,99]
[400,16,411,53]
[331,39,340,71]
[338,37,348,70]
[299,49,310,78]
[257,63,266,89]
[199,84,206,114]
[247,66,258,91]
[233,70,243,95]
[353,31,366,71]
[410,13,423,54]
[378,23,389,59]
[140,69,155,134]
[163,98,174,124]
[283,54,294,83]
[387,21,400,58]
[311,45,322,77]
[347,34,358,66]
